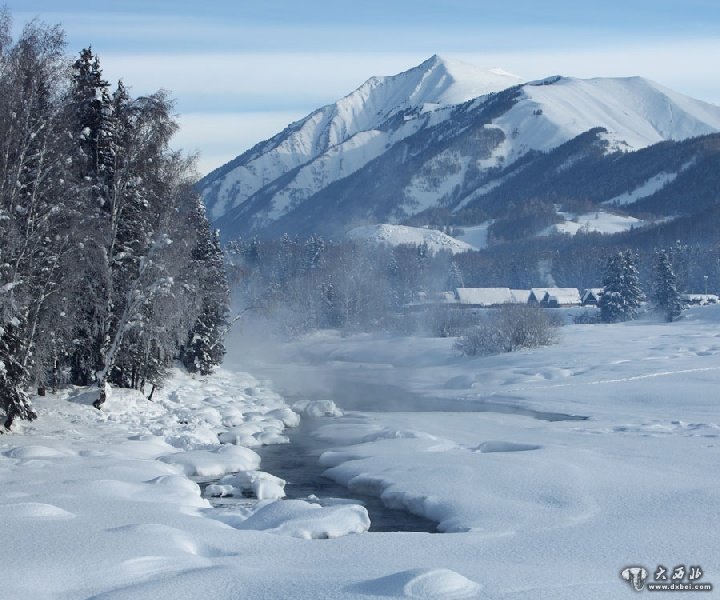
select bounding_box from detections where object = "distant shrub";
[573,309,601,324]
[426,306,478,338]
[456,304,562,356]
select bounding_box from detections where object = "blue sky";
[6,1,720,174]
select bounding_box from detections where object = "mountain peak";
[407,55,522,106]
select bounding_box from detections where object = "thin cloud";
[174,111,307,176]
[11,4,716,175]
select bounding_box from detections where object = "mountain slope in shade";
[199,56,720,240]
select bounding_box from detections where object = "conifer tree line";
[228,234,699,336]
[226,235,456,336]
[0,15,229,430]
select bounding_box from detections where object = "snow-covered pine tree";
[303,235,326,272]
[652,249,685,322]
[181,200,230,375]
[599,250,645,323]
[66,47,114,385]
[383,249,403,312]
[446,261,464,291]
[71,47,113,183]
[0,317,37,430]
[0,19,231,423]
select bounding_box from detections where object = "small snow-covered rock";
[292,399,343,417]
[204,483,235,498]
[161,445,260,477]
[5,445,74,459]
[237,499,369,539]
[266,407,301,428]
[218,470,286,500]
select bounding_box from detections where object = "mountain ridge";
[198,56,720,242]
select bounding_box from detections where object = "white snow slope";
[4,306,720,599]
[493,76,720,163]
[347,223,476,255]
[204,55,521,221]
[202,57,720,234]
[540,209,644,236]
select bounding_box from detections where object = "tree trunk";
[93,378,111,409]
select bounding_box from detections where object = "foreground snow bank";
[226,305,720,597]
[0,368,377,599]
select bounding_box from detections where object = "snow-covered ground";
[347,223,477,255]
[3,307,720,598]
[539,209,643,236]
[455,221,492,249]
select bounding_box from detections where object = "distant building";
[454,287,516,307]
[682,293,719,305]
[510,289,532,304]
[529,288,581,307]
[581,288,604,306]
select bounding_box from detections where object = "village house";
[581,288,604,306]
[529,288,582,307]
[454,287,517,307]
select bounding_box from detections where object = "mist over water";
[225,316,586,421]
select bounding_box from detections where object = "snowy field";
[2,307,720,598]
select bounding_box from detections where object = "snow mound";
[353,568,483,599]
[237,499,370,539]
[5,445,74,459]
[347,224,476,255]
[0,502,76,520]
[266,407,301,427]
[161,444,260,477]
[95,386,151,415]
[292,399,343,417]
[209,470,286,500]
[218,420,290,447]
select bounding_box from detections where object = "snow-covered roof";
[455,288,515,306]
[547,291,582,306]
[531,288,581,305]
[510,289,531,304]
[581,288,604,302]
[530,288,550,302]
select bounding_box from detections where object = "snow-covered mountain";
[199,56,720,240]
[201,55,520,222]
[347,224,476,255]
